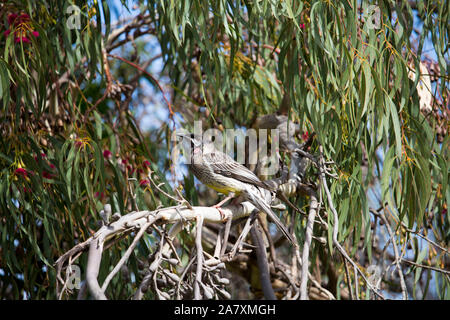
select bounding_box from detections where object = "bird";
[177,132,295,245]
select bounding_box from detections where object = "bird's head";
[176,131,202,147]
[176,131,217,154]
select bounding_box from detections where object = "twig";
[251,221,277,300]
[402,224,450,255]
[147,176,184,204]
[257,215,278,268]
[300,190,319,300]
[134,221,183,300]
[176,256,196,299]
[227,211,257,260]
[220,217,232,257]
[107,53,174,118]
[373,210,408,300]
[84,49,114,118]
[101,221,152,292]
[319,146,384,300]
[105,14,154,51]
[214,226,223,257]
[401,259,450,276]
[354,264,359,300]
[127,178,139,211]
[342,257,355,300]
[133,236,165,300]
[194,214,204,299]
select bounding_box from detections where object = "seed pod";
[157,277,168,287]
[201,283,214,299]
[166,258,179,266]
[163,270,181,283]
[216,263,225,270]
[217,288,231,299]
[121,265,130,280]
[158,291,171,300]
[212,273,221,283]
[204,258,221,266]
[206,262,226,272]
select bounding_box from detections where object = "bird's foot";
[213,194,235,222]
[213,204,227,222]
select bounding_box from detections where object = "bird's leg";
[214,193,235,208]
[213,193,235,221]
[220,217,232,257]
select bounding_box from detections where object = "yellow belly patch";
[206,184,241,195]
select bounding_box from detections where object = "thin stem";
[300,190,319,300]
[194,214,204,299]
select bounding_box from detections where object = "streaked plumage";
[179,132,295,244]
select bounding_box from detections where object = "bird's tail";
[244,186,296,245]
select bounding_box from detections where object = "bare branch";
[251,221,277,300]
[300,190,319,299]
[372,210,408,300]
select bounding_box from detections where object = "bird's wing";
[243,184,295,245]
[203,152,269,189]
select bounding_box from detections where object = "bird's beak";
[175,131,189,138]
[175,131,192,142]
[175,131,201,147]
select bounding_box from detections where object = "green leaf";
[381,146,396,211]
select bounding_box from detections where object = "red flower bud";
[35,153,47,162]
[302,131,309,141]
[19,13,30,21]
[22,187,31,193]
[42,171,54,179]
[7,13,18,25]
[103,149,112,159]
[75,141,83,149]
[139,179,149,187]
[14,168,28,177]
[143,160,151,168]
[15,36,30,43]
[94,191,105,199]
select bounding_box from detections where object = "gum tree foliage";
[0,0,448,299]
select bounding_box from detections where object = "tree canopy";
[0,0,448,300]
